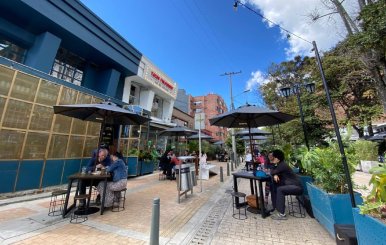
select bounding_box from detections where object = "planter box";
[298,175,313,197]
[298,175,314,218]
[139,160,154,175]
[306,183,363,237]
[126,156,139,176]
[352,208,386,245]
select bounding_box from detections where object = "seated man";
[80,148,112,198]
[270,149,303,220]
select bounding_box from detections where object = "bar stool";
[231,192,247,220]
[48,190,67,216]
[286,195,305,218]
[70,194,90,223]
[112,188,127,212]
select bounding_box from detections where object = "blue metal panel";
[15,160,43,191]
[127,156,139,176]
[299,175,313,197]
[307,183,363,237]
[41,160,64,187]
[140,160,154,175]
[24,32,61,73]
[61,159,81,184]
[353,208,386,245]
[0,161,19,193]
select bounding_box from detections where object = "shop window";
[50,48,85,86]
[128,139,139,150]
[131,125,140,138]
[30,105,53,131]
[66,135,85,158]
[71,118,87,135]
[0,37,26,63]
[23,132,49,159]
[53,114,72,133]
[0,66,15,96]
[48,134,68,159]
[83,136,98,157]
[11,72,39,102]
[151,96,163,119]
[0,129,25,159]
[36,80,60,105]
[3,99,32,129]
[59,87,77,105]
[119,139,129,156]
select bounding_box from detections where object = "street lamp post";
[221,71,241,166]
[280,83,315,150]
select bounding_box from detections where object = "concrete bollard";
[220,166,224,182]
[231,160,234,172]
[150,197,160,245]
[226,162,230,176]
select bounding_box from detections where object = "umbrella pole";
[271,126,276,145]
[199,128,203,192]
[248,124,256,173]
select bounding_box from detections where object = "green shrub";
[353,140,379,161]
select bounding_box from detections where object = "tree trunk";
[331,0,360,34]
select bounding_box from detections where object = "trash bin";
[176,164,192,191]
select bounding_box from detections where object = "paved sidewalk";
[0,161,368,244]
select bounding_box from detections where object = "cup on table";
[81,166,87,174]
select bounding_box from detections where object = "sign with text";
[194,113,205,130]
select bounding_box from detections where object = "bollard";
[231,160,234,172]
[150,197,160,245]
[226,162,230,176]
[220,166,224,182]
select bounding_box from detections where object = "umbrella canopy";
[209,104,295,170]
[188,132,213,140]
[53,101,150,126]
[159,126,197,137]
[240,135,268,141]
[209,104,295,128]
[53,101,151,149]
[235,128,271,136]
[213,140,225,145]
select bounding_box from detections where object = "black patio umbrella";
[235,128,271,136]
[188,132,213,141]
[53,101,151,148]
[159,126,197,154]
[240,135,268,141]
[209,104,295,170]
[213,140,225,145]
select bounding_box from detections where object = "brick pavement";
[0,161,368,244]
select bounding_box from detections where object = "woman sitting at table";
[270,149,303,220]
[97,152,128,208]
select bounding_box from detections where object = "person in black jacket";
[270,149,303,220]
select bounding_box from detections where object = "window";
[0,37,26,63]
[50,48,85,85]
[195,108,202,113]
[194,101,202,105]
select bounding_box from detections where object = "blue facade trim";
[24,32,61,73]
[62,159,82,184]
[0,161,19,193]
[41,159,65,188]
[15,160,44,191]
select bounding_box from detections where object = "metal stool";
[112,188,127,212]
[48,190,67,216]
[286,195,305,218]
[70,194,90,223]
[231,192,247,220]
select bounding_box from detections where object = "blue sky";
[80,0,352,109]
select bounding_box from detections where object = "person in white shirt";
[245,150,253,170]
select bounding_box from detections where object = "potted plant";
[127,148,139,176]
[353,140,380,173]
[138,150,154,175]
[302,141,363,237]
[353,164,386,244]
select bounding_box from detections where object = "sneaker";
[271,213,288,220]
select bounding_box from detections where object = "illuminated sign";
[151,71,174,90]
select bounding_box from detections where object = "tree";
[312,0,386,106]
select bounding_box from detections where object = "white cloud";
[246,70,269,91]
[244,0,359,57]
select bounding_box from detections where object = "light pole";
[280,82,315,150]
[232,1,356,207]
[220,71,241,166]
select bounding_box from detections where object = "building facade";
[191,93,228,142]
[0,0,177,193]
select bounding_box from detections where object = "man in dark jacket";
[270,149,303,220]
